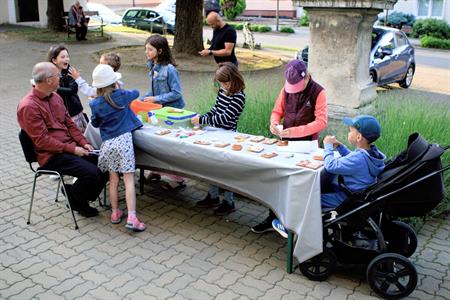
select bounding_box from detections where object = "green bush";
[300,11,309,26]
[420,35,450,49]
[229,22,243,30]
[280,26,295,33]
[257,25,272,32]
[245,24,271,32]
[379,11,416,28]
[413,18,450,39]
[220,0,246,20]
[249,24,259,31]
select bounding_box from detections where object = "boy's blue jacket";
[90,89,142,141]
[142,61,185,109]
[323,143,386,192]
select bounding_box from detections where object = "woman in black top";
[47,45,87,132]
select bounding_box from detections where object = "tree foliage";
[220,0,246,20]
[378,11,415,28]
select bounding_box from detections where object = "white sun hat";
[92,64,122,88]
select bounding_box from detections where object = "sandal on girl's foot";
[111,209,124,224]
[160,181,186,192]
[125,216,147,232]
[145,173,161,183]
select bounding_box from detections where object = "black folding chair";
[18,130,79,229]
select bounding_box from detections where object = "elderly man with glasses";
[17,62,107,217]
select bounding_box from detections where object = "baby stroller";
[297,133,449,299]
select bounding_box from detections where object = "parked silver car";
[297,26,415,88]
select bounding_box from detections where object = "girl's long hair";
[96,84,124,109]
[145,34,176,66]
[215,62,245,95]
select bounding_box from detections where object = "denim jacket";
[90,89,142,141]
[142,61,185,109]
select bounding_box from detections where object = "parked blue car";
[297,26,415,88]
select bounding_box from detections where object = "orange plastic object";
[130,100,162,115]
[130,100,162,122]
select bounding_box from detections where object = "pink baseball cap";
[284,60,307,93]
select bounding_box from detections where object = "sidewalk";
[0,30,449,300]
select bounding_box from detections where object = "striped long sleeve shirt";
[199,88,245,131]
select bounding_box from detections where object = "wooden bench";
[63,11,105,39]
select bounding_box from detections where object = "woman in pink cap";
[251,59,328,234]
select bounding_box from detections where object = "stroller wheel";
[384,220,417,257]
[366,253,417,299]
[298,248,337,281]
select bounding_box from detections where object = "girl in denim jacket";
[142,34,185,109]
[90,64,146,232]
[143,34,186,190]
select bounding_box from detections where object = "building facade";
[0,0,87,27]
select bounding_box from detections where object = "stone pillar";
[298,1,397,108]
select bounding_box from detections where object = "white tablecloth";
[85,123,323,263]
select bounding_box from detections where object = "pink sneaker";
[125,216,147,232]
[111,209,124,224]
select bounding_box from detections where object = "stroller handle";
[443,144,450,151]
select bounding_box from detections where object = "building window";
[431,0,444,16]
[418,0,444,18]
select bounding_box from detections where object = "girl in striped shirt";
[191,62,246,215]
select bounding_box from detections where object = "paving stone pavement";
[0,29,449,300]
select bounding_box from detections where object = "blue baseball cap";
[343,115,381,143]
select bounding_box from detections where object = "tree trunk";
[47,0,65,31]
[173,0,204,55]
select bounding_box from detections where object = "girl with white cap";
[89,64,146,232]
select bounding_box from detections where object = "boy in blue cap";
[272,115,386,238]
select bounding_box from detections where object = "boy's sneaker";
[251,216,275,233]
[214,201,236,216]
[111,209,124,224]
[195,194,220,208]
[272,219,288,238]
[125,216,147,232]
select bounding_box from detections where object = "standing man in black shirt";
[199,11,238,66]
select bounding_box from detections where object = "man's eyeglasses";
[47,74,59,79]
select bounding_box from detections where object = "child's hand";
[270,124,279,135]
[68,66,80,80]
[279,128,290,138]
[191,116,200,126]
[142,96,156,103]
[333,139,342,148]
[323,135,337,146]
